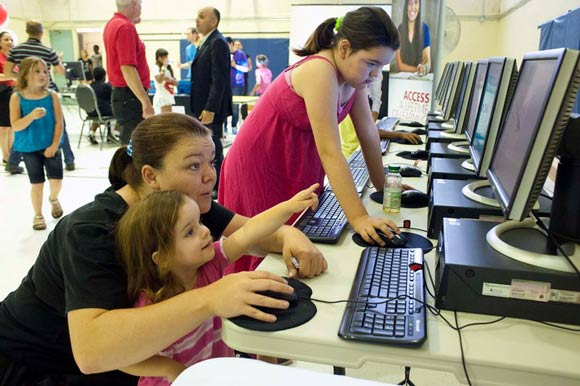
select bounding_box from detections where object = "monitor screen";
[64,61,85,81]
[455,62,477,135]
[443,62,464,121]
[464,61,489,142]
[471,62,502,168]
[435,63,451,104]
[487,58,557,213]
[453,62,471,125]
[440,62,457,111]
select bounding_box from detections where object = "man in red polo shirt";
[103,0,153,145]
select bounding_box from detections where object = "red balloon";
[0,4,7,26]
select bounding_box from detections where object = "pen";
[290,257,300,269]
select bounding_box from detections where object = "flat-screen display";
[487,58,557,206]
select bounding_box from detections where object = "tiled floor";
[0,109,462,385]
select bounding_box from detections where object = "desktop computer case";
[435,218,580,325]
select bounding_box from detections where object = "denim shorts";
[22,149,63,184]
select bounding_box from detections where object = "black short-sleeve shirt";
[0,190,235,373]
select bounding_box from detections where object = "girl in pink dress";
[219,7,403,273]
[116,186,318,385]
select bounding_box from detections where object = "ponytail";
[293,7,400,57]
[293,18,336,57]
[108,146,139,190]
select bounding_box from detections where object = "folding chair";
[75,84,115,150]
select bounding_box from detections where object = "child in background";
[153,48,177,113]
[250,54,272,97]
[9,57,64,230]
[116,184,319,385]
[87,66,114,145]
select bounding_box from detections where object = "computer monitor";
[486,48,580,272]
[435,63,451,104]
[438,62,456,110]
[441,62,464,122]
[452,61,476,135]
[446,59,489,155]
[63,61,85,83]
[469,57,517,178]
[464,59,489,143]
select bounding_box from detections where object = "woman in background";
[396,0,431,76]
[78,49,94,83]
[0,31,19,170]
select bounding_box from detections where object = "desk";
[221,138,580,386]
[173,358,392,386]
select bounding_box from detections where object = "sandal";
[49,198,63,219]
[33,215,46,230]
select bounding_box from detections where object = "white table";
[221,137,580,386]
[173,358,394,386]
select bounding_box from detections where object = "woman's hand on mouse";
[203,271,293,322]
[397,131,422,144]
[350,215,400,247]
[402,183,416,191]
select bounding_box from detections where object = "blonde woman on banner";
[396,0,431,76]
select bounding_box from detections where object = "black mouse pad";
[352,232,433,253]
[229,278,317,332]
[370,191,383,204]
[396,151,428,161]
[370,190,429,209]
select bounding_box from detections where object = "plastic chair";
[75,84,115,150]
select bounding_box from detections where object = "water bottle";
[383,165,402,213]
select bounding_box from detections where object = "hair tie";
[126,139,133,157]
[334,16,344,32]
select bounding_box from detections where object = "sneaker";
[88,134,98,145]
[232,127,238,135]
[5,163,23,174]
[65,163,75,171]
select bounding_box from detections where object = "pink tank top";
[219,55,357,273]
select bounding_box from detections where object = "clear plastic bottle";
[383,165,402,214]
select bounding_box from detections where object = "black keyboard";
[294,189,347,243]
[338,247,426,346]
[377,116,400,132]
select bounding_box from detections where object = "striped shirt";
[8,38,60,85]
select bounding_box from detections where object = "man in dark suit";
[191,6,232,193]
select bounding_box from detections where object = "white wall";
[443,0,580,65]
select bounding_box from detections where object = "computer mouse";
[400,121,425,128]
[412,128,427,135]
[400,166,423,177]
[409,149,429,160]
[352,231,408,248]
[256,290,299,308]
[401,189,429,208]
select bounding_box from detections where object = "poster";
[389,0,443,123]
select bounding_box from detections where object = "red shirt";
[103,12,149,88]
[0,51,16,87]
